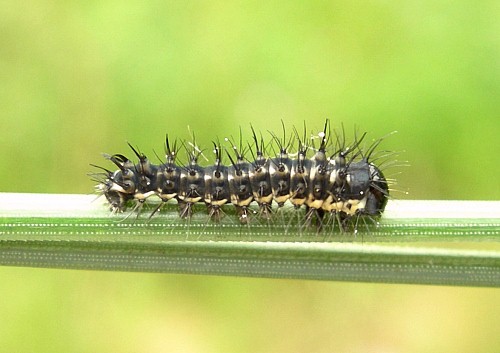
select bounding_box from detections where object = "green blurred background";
[1,1,498,352]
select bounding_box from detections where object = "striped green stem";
[0,193,499,286]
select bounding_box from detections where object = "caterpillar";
[90,120,391,233]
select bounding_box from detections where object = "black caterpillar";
[91,120,391,232]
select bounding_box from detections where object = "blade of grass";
[0,193,499,286]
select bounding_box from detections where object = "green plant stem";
[0,193,499,287]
